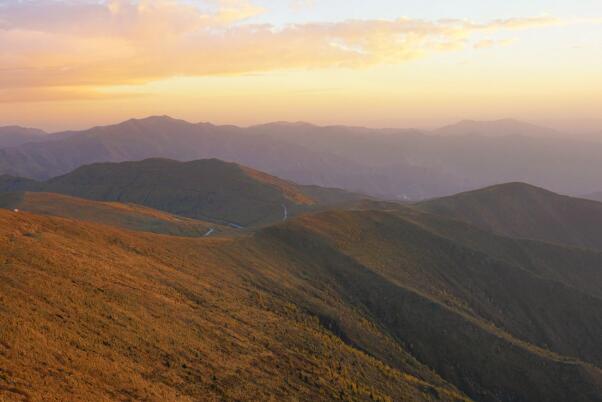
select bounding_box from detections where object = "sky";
[1,0,601,132]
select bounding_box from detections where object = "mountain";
[3,116,602,199]
[0,126,47,148]
[417,182,602,250]
[0,116,457,200]
[0,158,361,227]
[583,191,602,202]
[0,192,230,237]
[0,174,40,192]
[3,196,602,400]
[0,209,467,402]
[434,119,561,138]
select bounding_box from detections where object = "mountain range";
[433,119,562,137]
[2,157,602,400]
[3,114,602,401]
[0,159,602,402]
[0,126,47,148]
[2,116,602,199]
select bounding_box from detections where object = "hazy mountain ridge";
[433,119,562,137]
[583,191,602,202]
[3,116,602,199]
[0,126,47,148]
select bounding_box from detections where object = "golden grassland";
[3,198,602,401]
[0,210,468,401]
[0,192,232,237]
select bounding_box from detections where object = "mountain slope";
[4,203,602,401]
[256,208,602,401]
[0,158,361,227]
[0,175,40,192]
[0,126,47,148]
[418,182,602,250]
[0,209,469,402]
[0,192,230,237]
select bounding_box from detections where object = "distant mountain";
[0,126,47,148]
[0,116,457,199]
[0,158,361,227]
[258,120,602,197]
[0,192,230,237]
[3,116,602,199]
[0,174,40,192]
[418,182,602,250]
[4,194,602,400]
[434,119,562,137]
[583,191,602,202]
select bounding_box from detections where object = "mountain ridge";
[417,182,602,250]
[0,125,47,148]
[4,115,602,199]
[0,158,362,227]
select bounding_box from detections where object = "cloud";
[0,0,263,38]
[290,0,315,11]
[473,38,517,49]
[0,1,597,100]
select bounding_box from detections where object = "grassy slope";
[3,205,602,401]
[396,204,602,300]
[0,192,231,237]
[253,209,602,402]
[418,182,602,250]
[0,210,468,402]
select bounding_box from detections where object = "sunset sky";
[1,0,601,131]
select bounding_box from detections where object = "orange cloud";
[0,1,595,100]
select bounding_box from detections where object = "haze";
[1,0,602,133]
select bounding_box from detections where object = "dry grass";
[0,210,467,401]
[0,192,232,237]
